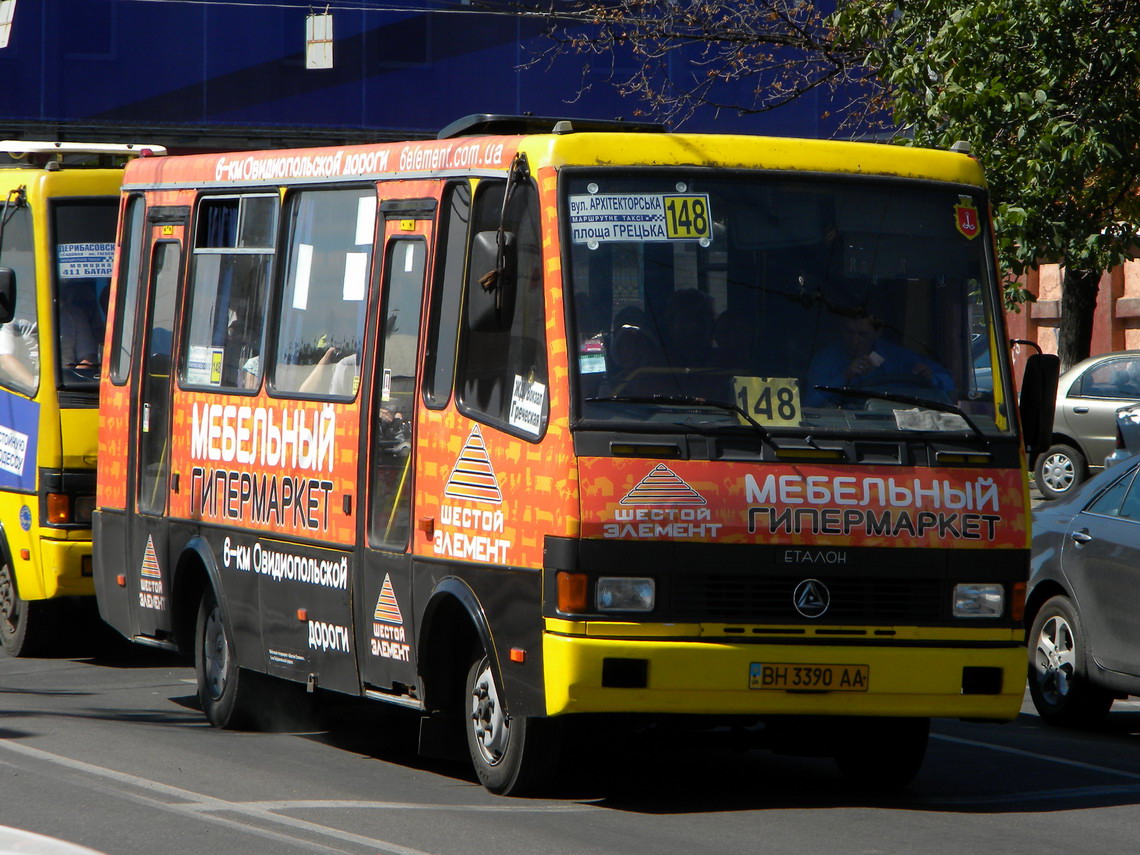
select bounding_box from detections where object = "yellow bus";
[0,141,164,656]
[93,115,1055,793]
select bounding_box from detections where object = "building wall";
[1005,260,1140,376]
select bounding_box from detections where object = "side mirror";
[1019,352,1059,466]
[467,230,516,332]
[0,268,15,324]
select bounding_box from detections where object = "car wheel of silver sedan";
[1034,443,1087,500]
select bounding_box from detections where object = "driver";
[806,310,954,406]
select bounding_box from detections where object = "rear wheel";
[1034,443,1087,500]
[834,717,929,791]
[465,654,561,796]
[0,561,55,657]
[195,587,259,729]
[1028,595,1113,726]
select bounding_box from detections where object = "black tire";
[834,717,929,791]
[1034,443,1088,500]
[1028,595,1113,727]
[195,586,259,729]
[465,654,561,796]
[0,560,56,657]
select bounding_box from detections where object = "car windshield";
[566,171,1009,437]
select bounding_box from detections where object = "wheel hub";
[470,662,509,765]
[1040,454,1074,493]
[202,608,229,699]
[1036,615,1076,704]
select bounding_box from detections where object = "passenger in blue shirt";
[806,311,954,407]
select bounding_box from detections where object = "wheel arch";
[417,576,496,715]
[0,522,20,598]
[170,536,222,659]
[1025,579,1070,629]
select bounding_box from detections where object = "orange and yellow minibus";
[93,115,1055,793]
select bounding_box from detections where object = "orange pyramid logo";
[140,535,162,578]
[621,464,706,506]
[373,573,403,625]
[444,424,502,504]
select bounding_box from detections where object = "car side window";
[1077,357,1140,399]
[1085,467,1138,517]
[1120,473,1140,520]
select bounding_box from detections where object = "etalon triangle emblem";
[444,424,503,504]
[373,574,403,625]
[620,463,706,506]
[140,535,162,579]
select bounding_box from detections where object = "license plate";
[749,662,869,692]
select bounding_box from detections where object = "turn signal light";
[46,493,71,524]
[1010,581,1026,622]
[557,571,588,614]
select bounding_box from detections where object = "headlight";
[952,583,1004,618]
[596,577,655,612]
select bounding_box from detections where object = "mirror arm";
[480,152,530,313]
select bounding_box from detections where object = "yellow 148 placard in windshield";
[734,376,802,426]
[663,194,711,240]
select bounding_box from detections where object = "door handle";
[1072,406,1089,414]
[1070,529,1093,544]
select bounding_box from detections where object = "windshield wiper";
[813,385,988,443]
[586,394,773,444]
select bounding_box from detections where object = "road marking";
[0,740,586,855]
[933,733,1140,781]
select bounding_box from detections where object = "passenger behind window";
[806,309,954,407]
[298,336,359,397]
[0,317,38,391]
[605,306,663,395]
[59,280,100,371]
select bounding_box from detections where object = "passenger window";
[456,179,548,439]
[423,181,470,408]
[369,239,426,550]
[0,204,38,394]
[271,188,374,399]
[181,195,277,391]
[110,195,146,385]
[1119,470,1140,520]
[1078,358,1140,399]
[1086,469,1137,517]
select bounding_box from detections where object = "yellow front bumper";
[543,621,1025,720]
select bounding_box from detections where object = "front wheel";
[1028,595,1113,726]
[465,654,561,796]
[195,587,260,729]
[0,561,55,657]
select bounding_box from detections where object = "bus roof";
[1,141,167,169]
[120,130,986,191]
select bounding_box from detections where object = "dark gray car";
[1027,454,1140,725]
[1035,351,1140,500]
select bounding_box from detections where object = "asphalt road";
[4,629,1140,855]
